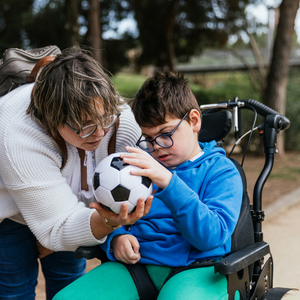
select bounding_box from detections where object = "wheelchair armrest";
[214,241,270,275]
[74,245,109,262]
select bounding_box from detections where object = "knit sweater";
[0,83,141,251]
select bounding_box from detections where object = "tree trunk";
[264,0,299,155]
[88,0,103,65]
[65,0,79,46]
[165,0,177,71]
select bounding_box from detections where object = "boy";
[54,72,242,300]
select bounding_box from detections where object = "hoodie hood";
[174,141,225,171]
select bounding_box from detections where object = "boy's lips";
[158,153,170,161]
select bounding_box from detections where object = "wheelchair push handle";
[239,99,290,131]
[200,98,290,133]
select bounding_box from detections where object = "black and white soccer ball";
[93,153,153,214]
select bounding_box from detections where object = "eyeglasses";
[65,113,121,139]
[136,112,189,153]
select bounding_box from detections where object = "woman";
[0,47,152,300]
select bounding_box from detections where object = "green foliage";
[186,73,260,104]
[0,0,34,53]
[0,0,263,72]
[0,0,134,73]
[23,1,70,50]
[285,69,300,151]
[113,71,261,103]
[269,166,300,180]
[113,71,300,151]
[112,72,148,98]
[103,34,137,74]
[119,0,259,68]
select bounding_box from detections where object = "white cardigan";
[0,83,141,251]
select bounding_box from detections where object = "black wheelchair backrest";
[198,109,254,254]
[229,158,254,253]
[198,110,232,143]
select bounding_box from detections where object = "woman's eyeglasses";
[136,112,189,153]
[65,113,120,139]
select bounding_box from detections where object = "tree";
[113,0,259,70]
[65,0,79,46]
[88,0,103,64]
[23,1,73,50]
[0,0,34,53]
[264,0,299,155]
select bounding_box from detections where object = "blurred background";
[2,2,300,298]
[1,0,300,154]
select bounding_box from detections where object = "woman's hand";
[36,240,54,259]
[120,146,173,189]
[111,234,141,264]
[90,195,153,229]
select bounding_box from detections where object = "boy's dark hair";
[132,71,200,127]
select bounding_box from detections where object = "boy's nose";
[153,141,162,151]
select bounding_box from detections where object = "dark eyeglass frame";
[65,113,121,139]
[136,111,189,153]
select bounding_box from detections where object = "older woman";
[0,47,152,299]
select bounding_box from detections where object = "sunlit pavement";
[264,187,300,298]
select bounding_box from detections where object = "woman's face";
[57,101,110,151]
[58,124,110,152]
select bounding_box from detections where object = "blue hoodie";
[101,141,243,267]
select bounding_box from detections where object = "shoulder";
[116,103,141,150]
[190,144,242,185]
[0,87,73,183]
[204,155,243,194]
[0,84,33,124]
[119,103,139,127]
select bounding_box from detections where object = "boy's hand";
[120,146,173,189]
[111,234,141,264]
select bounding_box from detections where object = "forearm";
[90,211,114,239]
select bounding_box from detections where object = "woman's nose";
[93,126,105,137]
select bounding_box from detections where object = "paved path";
[263,187,300,298]
[35,188,300,299]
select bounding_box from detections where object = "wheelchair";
[75,98,296,300]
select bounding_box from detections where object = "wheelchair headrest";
[198,110,232,143]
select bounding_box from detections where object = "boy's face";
[140,109,201,168]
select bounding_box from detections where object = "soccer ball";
[93,153,153,214]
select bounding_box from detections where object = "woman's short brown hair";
[27,46,121,138]
[132,71,200,127]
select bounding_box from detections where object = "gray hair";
[27,46,121,138]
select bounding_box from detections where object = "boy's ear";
[189,109,201,133]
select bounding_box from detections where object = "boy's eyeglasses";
[136,112,189,153]
[65,113,120,139]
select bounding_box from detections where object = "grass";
[231,152,300,208]
[269,166,300,180]
[111,71,261,103]
[111,70,300,151]
[111,73,148,99]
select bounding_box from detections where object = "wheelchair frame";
[75,98,295,300]
[199,98,294,300]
